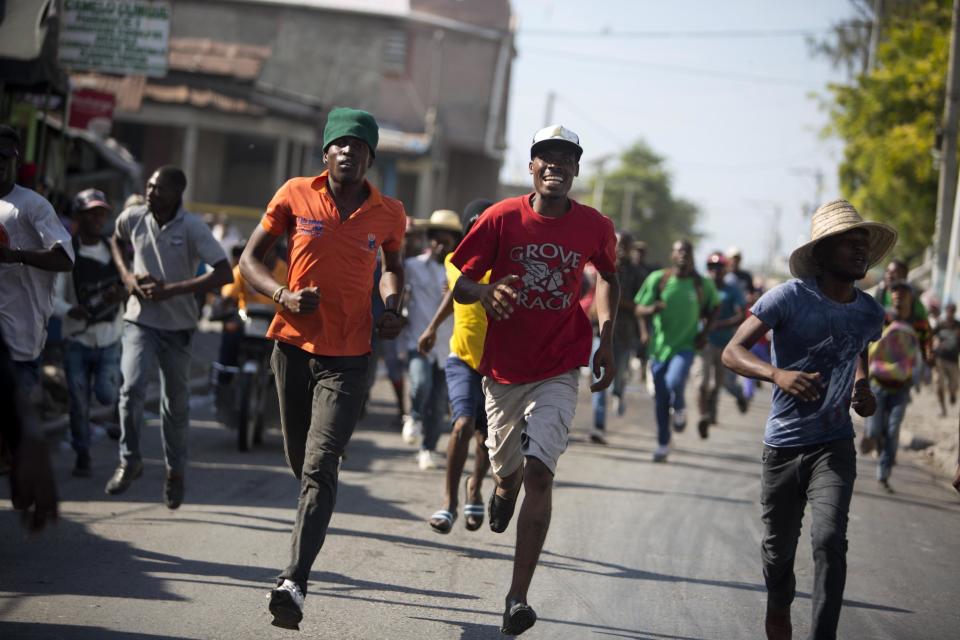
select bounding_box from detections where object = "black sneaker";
[73,450,92,478]
[104,462,143,495]
[164,473,185,509]
[501,599,537,636]
[697,418,710,440]
[269,579,305,630]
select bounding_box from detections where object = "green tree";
[816,0,951,261]
[588,141,701,266]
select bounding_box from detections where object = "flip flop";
[429,509,456,534]
[488,491,517,534]
[500,600,537,636]
[464,477,484,531]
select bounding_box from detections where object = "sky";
[502,0,859,272]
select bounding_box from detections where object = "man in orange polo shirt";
[239,107,406,630]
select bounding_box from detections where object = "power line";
[522,47,821,87]
[518,25,866,40]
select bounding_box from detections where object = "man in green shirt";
[636,239,718,462]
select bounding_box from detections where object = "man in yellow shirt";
[221,244,288,310]
[418,199,494,533]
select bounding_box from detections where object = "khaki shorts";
[935,359,960,395]
[482,369,579,477]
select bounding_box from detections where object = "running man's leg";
[806,438,856,640]
[91,341,122,407]
[282,354,369,588]
[495,371,576,620]
[441,415,476,509]
[864,385,889,466]
[382,338,405,416]
[407,351,432,426]
[760,445,806,615]
[271,341,316,480]
[507,456,553,605]
[117,322,159,468]
[64,341,92,456]
[935,359,948,416]
[697,345,719,424]
[878,390,909,483]
[438,356,483,519]
[421,363,447,453]
[664,350,695,413]
[650,359,671,446]
[155,329,193,476]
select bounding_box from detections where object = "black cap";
[74,188,111,212]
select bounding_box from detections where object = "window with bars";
[382,29,409,76]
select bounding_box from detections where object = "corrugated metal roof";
[168,38,271,81]
[70,72,266,116]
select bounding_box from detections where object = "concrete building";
[76,0,515,222]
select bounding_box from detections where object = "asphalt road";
[2,349,959,639]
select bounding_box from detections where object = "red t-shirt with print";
[451,194,617,384]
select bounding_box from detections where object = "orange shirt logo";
[295,216,325,238]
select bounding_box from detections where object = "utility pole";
[867,0,883,72]
[543,91,556,126]
[944,162,960,304]
[621,184,635,232]
[590,154,614,211]
[933,0,960,298]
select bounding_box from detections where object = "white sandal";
[428,509,456,534]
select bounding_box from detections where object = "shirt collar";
[149,205,186,228]
[311,170,383,209]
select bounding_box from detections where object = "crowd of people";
[3,107,960,640]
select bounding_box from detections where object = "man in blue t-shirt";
[722,199,896,640]
[696,251,748,439]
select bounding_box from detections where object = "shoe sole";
[501,606,537,636]
[488,492,517,534]
[269,591,303,630]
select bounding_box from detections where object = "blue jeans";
[590,337,632,430]
[118,322,193,473]
[650,350,695,446]
[12,357,42,401]
[408,351,448,452]
[865,384,910,481]
[64,340,122,453]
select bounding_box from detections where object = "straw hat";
[412,209,463,234]
[788,199,897,278]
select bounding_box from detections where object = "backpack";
[868,319,919,386]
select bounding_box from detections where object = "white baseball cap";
[531,124,583,160]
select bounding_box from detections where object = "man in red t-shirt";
[240,108,406,630]
[451,124,619,636]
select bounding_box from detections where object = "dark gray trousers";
[760,437,857,640]
[271,341,369,589]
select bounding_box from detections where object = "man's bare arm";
[723,315,823,402]
[0,244,72,271]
